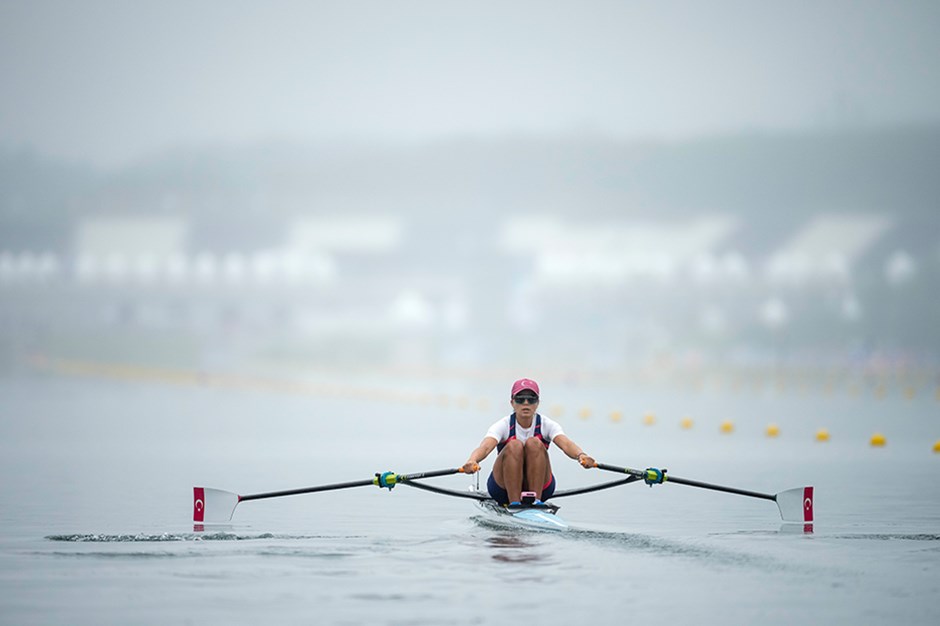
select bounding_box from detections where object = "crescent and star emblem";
[195,499,204,511]
[804,498,812,510]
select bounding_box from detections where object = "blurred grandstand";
[1,126,938,375]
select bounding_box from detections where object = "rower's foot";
[507,500,550,510]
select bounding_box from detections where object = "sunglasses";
[513,395,539,405]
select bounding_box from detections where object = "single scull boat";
[193,462,814,530]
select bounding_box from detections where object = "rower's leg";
[523,438,550,499]
[493,439,524,503]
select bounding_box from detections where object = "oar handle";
[594,462,776,502]
[594,462,652,480]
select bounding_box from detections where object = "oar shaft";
[594,462,776,502]
[239,478,376,502]
[550,476,641,499]
[665,476,776,502]
[403,480,490,501]
[238,468,463,503]
[400,468,463,482]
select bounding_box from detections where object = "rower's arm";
[553,434,596,468]
[462,437,497,474]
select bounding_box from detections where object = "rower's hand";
[461,462,480,474]
[578,453,596,468]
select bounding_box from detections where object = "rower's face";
[511,393,539,416]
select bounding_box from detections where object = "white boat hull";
[475,497,569,531]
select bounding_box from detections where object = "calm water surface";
[1,373,938,625]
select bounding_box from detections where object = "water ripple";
[45,532,362,542]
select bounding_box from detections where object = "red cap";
[511,378,540,398]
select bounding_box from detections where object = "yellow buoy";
[904,387,916,401]
[680,417,694,430]
[609,411,623,423]
[550,405,565,418]
[578,407,592,420]
[720,420,734,434]
[932,440,940,453]
[870,433,886,447]
[815,428,830,442]
[643,412,656,426]
[766,423,780,438]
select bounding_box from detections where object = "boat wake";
[469,519,818,573]
[570,528,763,564]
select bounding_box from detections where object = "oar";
[194,468,466,523]
[594,462,814,523]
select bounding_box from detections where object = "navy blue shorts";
[487,472,556,505]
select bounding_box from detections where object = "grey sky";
[2,0,939,169]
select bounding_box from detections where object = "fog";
[3,1,940,167]
[1,1,939,383]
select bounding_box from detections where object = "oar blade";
[193,487,240,523]
[775,486,814,523]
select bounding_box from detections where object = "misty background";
[2,0,939,386]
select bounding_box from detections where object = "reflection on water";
[484,532,547,563]
[713,524,814,536]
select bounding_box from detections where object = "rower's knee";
[524,438,546,455]
[502,439,524,456]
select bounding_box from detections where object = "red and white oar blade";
[775,486,814,523]
[193,487,240,523]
